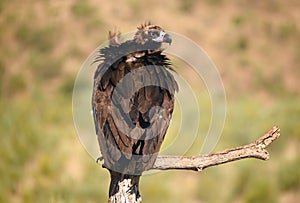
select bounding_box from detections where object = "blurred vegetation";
[0,0,299,202]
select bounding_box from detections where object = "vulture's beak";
[163,33,172,45]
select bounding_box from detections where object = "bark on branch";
[152,126,280,171]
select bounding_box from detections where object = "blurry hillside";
[0,0,299,202]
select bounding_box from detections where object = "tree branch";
[152,126,280,171]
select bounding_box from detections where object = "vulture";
[92,23,178,200]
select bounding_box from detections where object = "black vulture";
[92,22,178,201]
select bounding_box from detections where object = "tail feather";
[108,170,142,203]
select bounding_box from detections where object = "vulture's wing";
[92,44,178,175]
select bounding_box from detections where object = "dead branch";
[152,126,280,171]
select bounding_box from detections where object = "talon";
[96,156,104,163]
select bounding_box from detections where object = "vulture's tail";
[108,170,142,203]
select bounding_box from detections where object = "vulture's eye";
[149,31,158,37]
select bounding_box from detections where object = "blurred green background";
[1,0,300,202]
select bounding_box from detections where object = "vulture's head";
[134,23,172,49]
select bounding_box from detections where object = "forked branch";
[152,126,280,171]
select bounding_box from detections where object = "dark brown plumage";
[92,23,178,200]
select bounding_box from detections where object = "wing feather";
[92,38,178,174]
